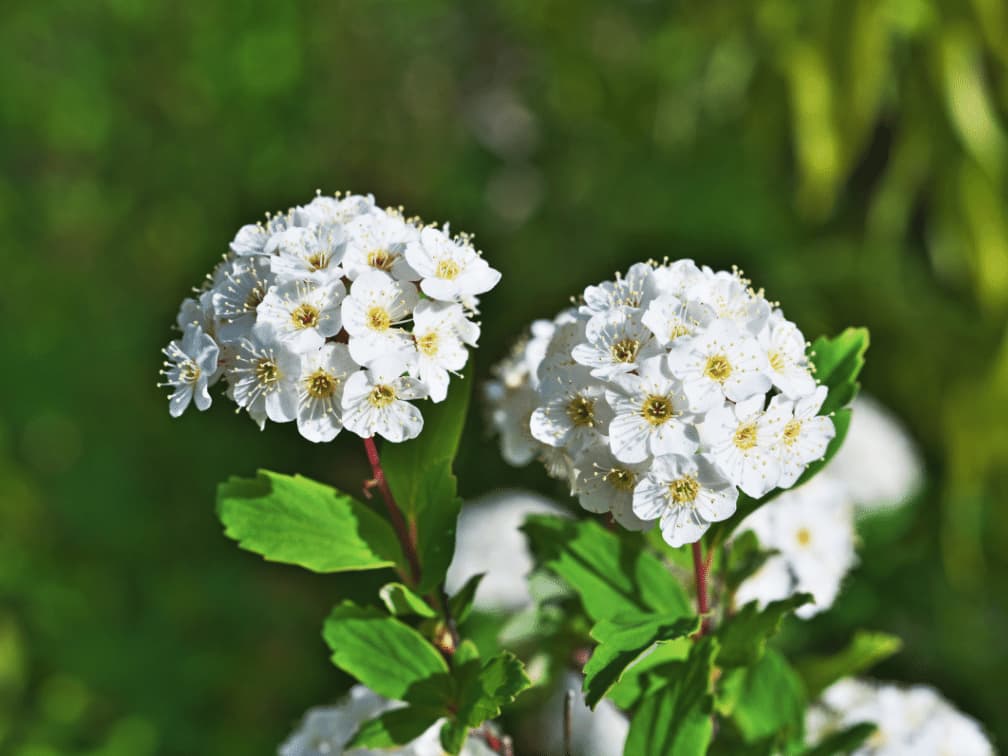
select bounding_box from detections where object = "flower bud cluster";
[485,260,834,546]
[160,192,500,442]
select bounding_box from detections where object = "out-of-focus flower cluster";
[485,260,834,547]
[160,192,500,443]
[806,679,994,755]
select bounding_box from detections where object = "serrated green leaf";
[448,573,485,625]
[322,602,450,703]
[796,631,902,699]
[803,722,877,755]
[379,582,436,618]
[441,651,530,754]
[217,470,403,573]
[717,649,805,745]
[347,706,443,750]
[608,639,691,710]
[522,515,691,622]
[382,370,472,593]
[809,328,869,416]
[583,613,699,708]
[716,594,812,668]
[624,637,718,756]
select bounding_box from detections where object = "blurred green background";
[2,0,1007,753]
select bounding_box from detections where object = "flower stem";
[692,541,711,635]
[362,436,422,585]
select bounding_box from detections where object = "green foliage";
[379,583,436,619]
[716,649,806,747]
[624,637,719,756]
[723,531,777,594]
[348,706,443,750]
[441,649,530,754]
[608,639,691,710]
[382,370,472,592]
[583,613,699,708]
[797,631,903,699]
[322,602,450,703]
[803,723,877,756]
[216,471,403,573]
[716,595,812,668]
[448,573,485,625]
[522,515,691,621]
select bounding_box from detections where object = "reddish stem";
[363,436,421,584]
[692,540,711,635]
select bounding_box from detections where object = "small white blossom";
[160,323,219,417]
[293,193,375,227]
[759,316,816,398]
[702,395,783,498]
[632,454,737,547]
[254,280,345,354]
[295,343,358,443]
[530,368,612,455]
[767,385,835,488]
[175,291,218,339]
[641,294,697,348]
[571,447,650,530]
[406,226,501,303]
[341,358,427,442]
[606,356,698,464]
[212,256,274,343]
[227,336,300,429]
[342,208,421,281]
[229,213,288,256]
[572,308,660,381]
[580,262,656,317]
[266,225,347,285]
[689,270,770,335]
[341,271,418,369]
[408,300,475,402]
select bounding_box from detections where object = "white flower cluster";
[806,679,994,755]
[279,686,498,756]
[485,261,834,547]
[160,192,500,443]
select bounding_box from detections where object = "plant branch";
[692,541,711,635]
[362,436,421,585]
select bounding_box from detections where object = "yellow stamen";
[565,395,595,427]
[291,303,320,330]
[704,354,732,382]
[367,306,391,332]
[368,384,396,408]
[306,370,338,399]
[641,394,674,426]
[610,338,640,364]
[367,249,395,271]
[605,468,636,491]
[436,259,460,280]
[733,423,757,450]
[669,475,700,504]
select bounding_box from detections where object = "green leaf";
[382,369,472,592]
[448,573,485,625]
[717,649,805,745]
[809,328,869,416]
[716,594,812,668]
[441,651,531,754]
[608,639,691,710]
[322,602,450,703]
[347,706,443,750]
[522,515,691,622]
[723,531,777,594]
[217,470,403,573]
[796,631,902,699]
[583,613,699,708]
[803,722,877,756]
[624,637,718,756]
[379,582,436,618]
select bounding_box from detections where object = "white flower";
[580,262,657,317]
[536,312,588,384]
[212,256,274,343]
[341,358,427,442]
[530,368,612,455]
[229,213,288,256]
[829,395,923,511]
[605,356,698,464]
[806,679,993,756]
[445,490,564,612]
[293,192,375,227]
[340,271,419,369]
[175,290,218,339]
[254,280,345,354]
[405,226,501,303]
[734,474,856,618]
[641,294,698,348]
[669,318,772,412]
[295,343,358,443]
[688,270,770,336]
[408,300,475,402]
[759,316,816,398]
[160,323,220,417]
[702,395,783,498]
[647,259,705,300]
[484,377,541,466]
[342,208,421,281]
[267,225,347,285]
[572,308,660,381]
[571,448,650,530]
[767,385,835,488]
[632,454,737,547]
[227,336,300,429]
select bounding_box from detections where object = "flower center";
[796,527,811,546]
[306,369,338,399]
[669,475,700,504]
[367,249,395,271]
[704,354,732,382]
[733,422,758,450]
[565,395,596,427]
[768,350,786,372]
[610,338,640,364]
[436,258,460,280]
[367,383,396,408]
[367,306,391,331]
[306,252,328,272]
[244,288,264,311]
[641,394,674,426]
[669,323,690,340]
[180,361,201,384]
[782,419,802,446]
[291,303,320,330]
[255,358,279,386]
[604,467,636,492]
[415,331,439,356]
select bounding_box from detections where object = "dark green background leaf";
[716,594,812,668]
[797,631,902,699]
